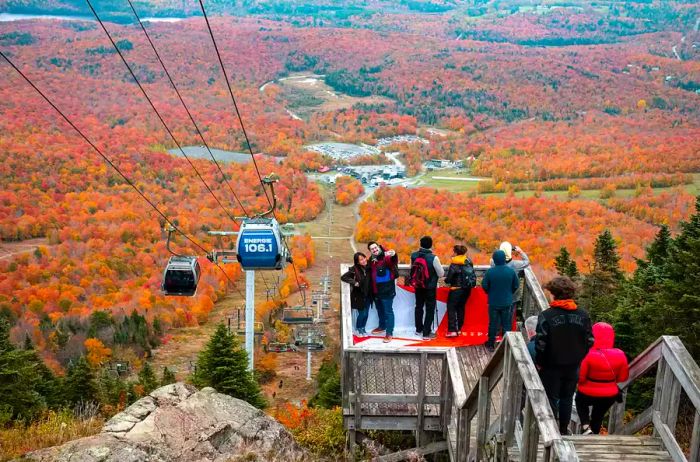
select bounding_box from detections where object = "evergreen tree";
[554,247,579,279]
[0,319,45,420]
[64,356,97,405]
[161,366,176,386]
[310,357,341,408]
[97,370,127,408]
[580,229,624,319]
[23,333,34,350]
[193,324,265,408]
[646,224,671,266]
[315,371,341,408]
[648,198,700,359]
[138,362,159,394]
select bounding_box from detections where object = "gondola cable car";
[235,174,292,271]
[161,226,201,296]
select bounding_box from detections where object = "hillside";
[0,0,699,459]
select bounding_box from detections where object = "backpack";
[462,262,477,289]
[408,256,430,289]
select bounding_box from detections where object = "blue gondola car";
[162,256,200,296]
[236,217,288,270]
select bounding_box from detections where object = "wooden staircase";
[444,333,700,462]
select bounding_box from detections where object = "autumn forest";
[0,0,699,457]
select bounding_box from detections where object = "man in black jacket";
[536,276,594,435]
[410,236,444,340]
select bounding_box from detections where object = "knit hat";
[499,241,513,260]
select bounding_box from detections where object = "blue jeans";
[487,305,512,346]
[355,298,372,332]
[375,297,395,335]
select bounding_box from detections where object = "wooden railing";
[445,332,578,462]
[607,335,700,462]
[341,264,553,459]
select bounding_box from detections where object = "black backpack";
[461,262,477,289]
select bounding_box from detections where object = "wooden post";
[475,376,490,461]
[690,409,700,462]
[461,407,471,462]
[652,358,666,439]
[440,354,450,432]
[416,352,427,447]
[354,351,363,433]
[520,396,539,462]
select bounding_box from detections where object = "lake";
[0,13,184,22]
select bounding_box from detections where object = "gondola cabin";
[236,217,287,270]
[161,256,201,296]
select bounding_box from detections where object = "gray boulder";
[24,383,309,462]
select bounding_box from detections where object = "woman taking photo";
[341,252,372,337]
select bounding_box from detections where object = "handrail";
[607,335,700,462]
[459,332,578,461]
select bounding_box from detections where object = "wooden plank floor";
[508,436,672,462]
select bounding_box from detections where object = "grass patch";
[0,410,103,461]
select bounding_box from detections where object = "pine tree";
[649,197,700,359]
[593,230,623,279]
[138,362,159,394]
[64,356,97,405]
[646,224,671,266]
[554,247,579,279]
[580,229,624,319]
[23,333,34,350]
[0,319,45,421]
[193,324,265,408]
[309,357,340,408]
[161,367,176,386]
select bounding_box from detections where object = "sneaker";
[422,333,436,341]
[383,335,393,343]
[485,344,496,353]
[371,328,386,335]
[581,425,593,436]
[415,330,422,336]
[446,332,458,338]
[356,330,367,338]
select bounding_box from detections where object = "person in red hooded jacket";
[575,322,630,435]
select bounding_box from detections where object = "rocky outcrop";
[24,383,309,462]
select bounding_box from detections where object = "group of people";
[525,276,629,435]
[341,236,529,344]
[342,236,630,435]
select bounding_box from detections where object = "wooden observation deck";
[340,264,700,461]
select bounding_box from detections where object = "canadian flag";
[353,285,510,348]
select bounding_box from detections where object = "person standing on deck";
[341,252,373,337]
[491,241,530,320]
[410,236,445,340]
[482,249,519,352]
[444,245,476,337]
[536,276,594,435]
[368,241,398,343]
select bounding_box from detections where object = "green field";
[417,170,700,199]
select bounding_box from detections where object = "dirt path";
[0,238,49,261]
[150,185,358,407]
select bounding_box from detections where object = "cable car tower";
[206,175,294,370]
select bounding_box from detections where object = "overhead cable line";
[85,0,240,225]
[196,0,273,210]
[198,0,306,302]
[126,0,249,219]
[0,50,245,300]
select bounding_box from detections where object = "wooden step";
[508,435,672,462]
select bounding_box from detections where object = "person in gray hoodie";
[491,241,530,318]
[482,249,519,352]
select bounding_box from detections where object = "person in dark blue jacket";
[481,249,519,352]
